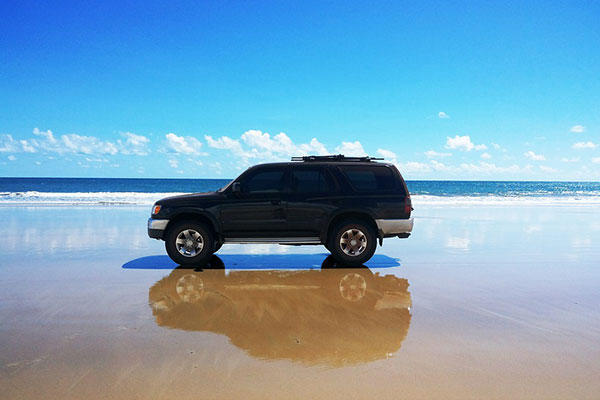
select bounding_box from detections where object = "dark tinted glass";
[291,168,331,193]
[244,169,285,193]
[340,166,396,191]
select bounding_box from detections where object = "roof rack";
[291,154,384,162]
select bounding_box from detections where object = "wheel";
[327,220,377,266]
[214,241,223,252]
[165,221,215,266]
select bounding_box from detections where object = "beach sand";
[1,204,599,399]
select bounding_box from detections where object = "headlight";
[152,204,162,215]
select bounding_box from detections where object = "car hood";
[156,191,223,206]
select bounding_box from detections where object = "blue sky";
[1,0,599,180]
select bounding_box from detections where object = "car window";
[244,169,285,193]
[339,166,396,191]
[291,168,332,193]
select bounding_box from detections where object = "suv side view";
[148,155,413,266]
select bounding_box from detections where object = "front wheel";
[327,220,377,266]
[165,222,215,266]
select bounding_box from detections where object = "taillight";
[404,194,412,215]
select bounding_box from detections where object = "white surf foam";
[0,191,186,205]
[1,191,600,206]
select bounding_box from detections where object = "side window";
[291,168,332,193]
[244,169,285,193]
[339,166,396,191]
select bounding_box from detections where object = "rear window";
[339,166,397,192]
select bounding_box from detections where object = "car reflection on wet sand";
[148,256,411,367]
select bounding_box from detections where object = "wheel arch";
[323,210,378,244]
[165,211,219,238]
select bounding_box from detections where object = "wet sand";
[1,204,599,399]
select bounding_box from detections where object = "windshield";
[218,179,235,192]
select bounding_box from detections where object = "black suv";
[148,155,413,266]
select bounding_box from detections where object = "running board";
[224,237,322,245]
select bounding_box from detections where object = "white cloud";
[492,142,501,150]
[205,135,251,157]
[480,153,492,159]
[33,128,56,142]
[424,150,452,158]
[61,134,118,155]
[168,159,179,168]
[187,158,204,166]
[18,128,120,155]
[211,161,223,175]
[429,160,449,171]
[0,134,19,152]
[560,157,580,163]
[397,161,431,173]
[438,111,450,119]
[165,133,203,155]
[20,140,36,153]
[119,132,150,155]
[592,157,600,164]
[572,141,597,150]
[539,165,557,173]
[242,130,295,154]
[376,149,397,159]
[570,125,585,133]
[8,155,16,161]
[206,130,331,163]
[335,141,367,157]
[445,135,487,151]
[240,130,330,157]
[299,138,329,156]
[524,150,546,161]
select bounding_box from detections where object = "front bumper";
[148,218,169,239]
[375,218,414,238]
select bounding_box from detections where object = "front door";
[220,167,288,236]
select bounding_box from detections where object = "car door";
[285,165,337,236]
[220,166,289,236]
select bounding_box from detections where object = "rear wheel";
[165,221,215,266]
[327,220,376,266]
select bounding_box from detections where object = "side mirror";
[232,182,241,194]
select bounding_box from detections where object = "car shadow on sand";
[121,253,401,270]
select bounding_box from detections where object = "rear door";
[285,165,337,235]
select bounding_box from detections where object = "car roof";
[250,161,395,168]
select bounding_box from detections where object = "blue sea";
[1,177,600,205]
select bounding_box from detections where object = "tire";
[327,220,377,266]
[165,221,215,266]
[214,242,223,253]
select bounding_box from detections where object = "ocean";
[1,177,600,205]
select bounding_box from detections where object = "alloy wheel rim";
[340,228,367,256]
[175,229,204,257]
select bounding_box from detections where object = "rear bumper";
[375,218,414,238]
[148,218,169,240]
